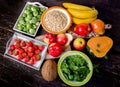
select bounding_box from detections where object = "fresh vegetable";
[16,5,46,35]
[73,38,86,50]
[87,36,113,58]
[74,23,90,36]
[41,59,57,81]
[58,51,93,86]
[61,55,90,81]
[48,43,62,57]
[91,19,105,35]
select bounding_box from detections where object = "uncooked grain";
[44,10,68,32]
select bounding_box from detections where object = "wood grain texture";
[0,0,120,87]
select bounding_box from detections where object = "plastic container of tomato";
[4,32,48,70]
[13,2,47,37]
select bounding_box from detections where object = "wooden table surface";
[0,0,120,87]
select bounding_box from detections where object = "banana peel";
[73,16,97,24]
[67,8,98,19]
[63,2,92,10]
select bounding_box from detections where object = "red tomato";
[74,23,89,36]
[48,43,62,57]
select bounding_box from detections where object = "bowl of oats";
[41,6,72,34]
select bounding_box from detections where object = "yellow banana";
[67,8,98,19]
[63,2,92,10]
[73,16,97,24]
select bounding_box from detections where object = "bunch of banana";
[62,2,98,24]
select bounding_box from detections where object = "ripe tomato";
[74,23,89,36]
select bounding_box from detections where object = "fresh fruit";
[67,8,98,19]
[74,23,90,36]
[10,45,15,50]
[8,38,46,66]
[33,45,39,50]
[13,49,19,56]
[35,49,40,54]
[15,39,21,44]
[18,48,24,54]
[14,43,20,49]
[39,45,44,51]
[72,16,97,24]
[41,59,57,81]
[48,43,62,57]
[91,19,105,35]
[9,49,13,55]
[27,46,34,53]
[73,38,86,50]
[32,54,41,62]
[28,58,34,65]
[87,36,113,58]
[27,41,33,47]
[20,41,26,47]
[28,52,34,57]
[43,33,56,44]
[18,54,23,60]
[56,33,68,45]
[23,56,30,62]
[22,52,27,58]
[64,33,73,46]
[62,2,92,10]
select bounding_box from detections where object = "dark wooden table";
[0,0,120,87]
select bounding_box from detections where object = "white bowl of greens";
[58,51,93,86]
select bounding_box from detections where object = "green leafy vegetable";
[61,55,90,82]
